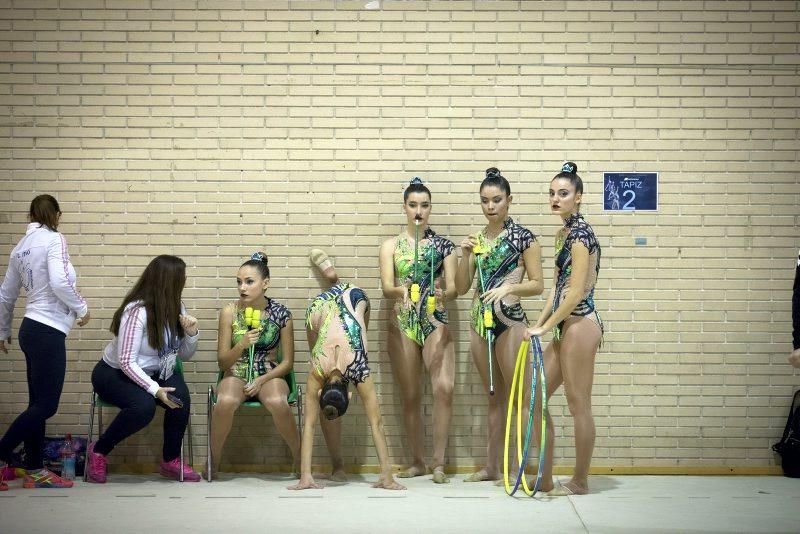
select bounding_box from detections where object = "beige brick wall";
[1,1,798,473]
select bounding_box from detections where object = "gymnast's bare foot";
[463,467,500,482]
[372,474,406,491]
[496,474,540,487]
[329,466,347,482]
[432,466,450,484]
[310,248,338,283]
[397,464,428,478]
[288,475,323,490]
[495,463,519,486]
[547,479,588,496]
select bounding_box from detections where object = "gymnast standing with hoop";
[525,162,603,496]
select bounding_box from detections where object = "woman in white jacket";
[86,255,200,483]
[0,195,90,490]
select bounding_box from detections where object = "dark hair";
[403,176,431,203]
[320,379,349,420]
[241,251,270,279]
[480,167,511,196]
[553,161,583,196]
[110,255,187,351]
[29,194,61,232]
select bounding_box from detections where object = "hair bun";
[409,176,424,186]
[561,162,577,174]
[251,251,269,265]
[485,167,501,179]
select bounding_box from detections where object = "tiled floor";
[1,474,798,533]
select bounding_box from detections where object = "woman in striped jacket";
[86,255,200,483]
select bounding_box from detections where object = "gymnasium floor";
[1,473,798,533]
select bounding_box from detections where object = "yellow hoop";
[504,340,534,496]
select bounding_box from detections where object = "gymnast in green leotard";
[455,167,544,483]
[210,252,300,478]
[289,250,404,492]
[378,177,457,484]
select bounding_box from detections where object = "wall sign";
[603,172,658,211]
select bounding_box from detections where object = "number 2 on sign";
[622,190,636,210]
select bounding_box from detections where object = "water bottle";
[61,434,76,480]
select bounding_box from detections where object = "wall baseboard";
[111,464,784,476]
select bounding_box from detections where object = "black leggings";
[0,318,67,470]
[91,360,190,462]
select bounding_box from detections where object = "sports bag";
[773,389,800,478]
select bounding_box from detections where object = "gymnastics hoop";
[503,336,547,497]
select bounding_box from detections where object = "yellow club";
[410,283,421,303]
[483,308,494,328]
[426,295,436,314]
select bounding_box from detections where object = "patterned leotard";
[553,212,603,340]
[470,217,536,340]
[228,299,291,380]
[393,227,455,346]
[306,283,370,385]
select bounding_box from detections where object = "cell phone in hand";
[166,393,184,408]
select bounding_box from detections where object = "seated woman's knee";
[262,395,289,414]
[214,394,241,414]
[130,400,157,423]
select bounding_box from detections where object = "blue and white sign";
[603,172,658,211]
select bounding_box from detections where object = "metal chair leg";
[187,410,194,469]
[98,400,103,438]
[179,435,184,482]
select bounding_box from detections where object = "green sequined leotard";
[228,299,291,380]
[305,283,370,385]
[470,217,536,340]
[393,227,455,346]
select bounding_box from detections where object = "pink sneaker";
[2,465,16,481]
[86,441,107,483]
[159,458,200,482]
[23,468,73,488]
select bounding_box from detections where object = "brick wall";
[1,1,798,473]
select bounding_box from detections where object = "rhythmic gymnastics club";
[245,308,261,385]
[410,216,421,303]
[426,244,436,315]
[249,309,262,384]
[243,307,253,384]
[473,239,495,396]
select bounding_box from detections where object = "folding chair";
[206,348,302,482]
[84,359,193,482]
